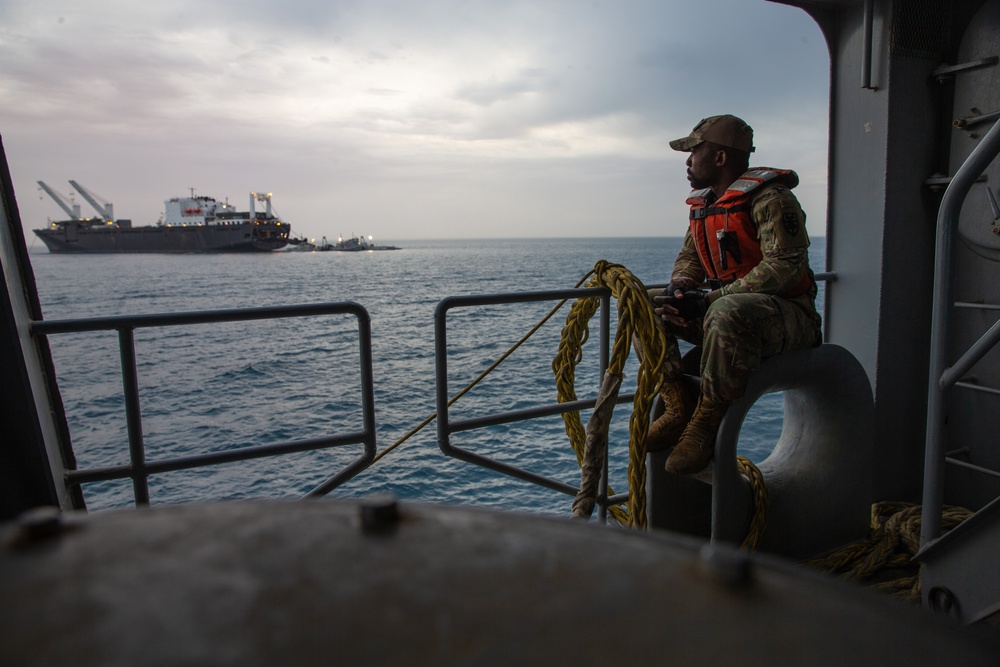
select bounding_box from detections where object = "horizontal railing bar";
[945,457,1000,480]
[932,55,999,79]
[954,109,1000,130]
[447,393,638,433]
[32,302,365,335]
[442,444,582,496]
[436,286,610,312]
[64,465,132,485]
[955,301,1000,311]
[148,432,369,474]
[954,381,1000,396]
[65,431,371,485]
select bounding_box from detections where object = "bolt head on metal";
[17,505,63,540]
[359,494,400,532]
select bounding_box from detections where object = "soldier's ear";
[715,148,728,167]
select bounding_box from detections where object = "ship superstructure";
[33,184,289,253]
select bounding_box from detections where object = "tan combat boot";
[664,395,730,474]
[644,378,697,452]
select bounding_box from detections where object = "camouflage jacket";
[670,177,817,304]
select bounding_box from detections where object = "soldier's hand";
[677,289,708,319]
[654,285,707,325]
[654,283,689,326]
[660,282,687,301]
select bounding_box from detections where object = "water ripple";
[30,238,825,511]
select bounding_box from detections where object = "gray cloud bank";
[1,0,829,242]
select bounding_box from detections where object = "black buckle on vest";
[690,207,708,220]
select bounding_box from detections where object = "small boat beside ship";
[282,235,401,252]
[33,182,290,253]
[316,234,400,252]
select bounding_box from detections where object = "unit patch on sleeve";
[782,211,800,237]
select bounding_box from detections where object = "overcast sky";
[1,0,829,243]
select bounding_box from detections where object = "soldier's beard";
[687,171,710,190]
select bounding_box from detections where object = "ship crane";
[250,191,273,220]
[69,180,114,222]
[36,181,82,220]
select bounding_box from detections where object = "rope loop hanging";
[554,260,771,547]
[737,456,768,551]
[553,260,666,528]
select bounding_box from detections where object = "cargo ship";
[33,182,290,253]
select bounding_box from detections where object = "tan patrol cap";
[669,114,755,153]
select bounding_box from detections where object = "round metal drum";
[1,499,997,665]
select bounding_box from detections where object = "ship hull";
[34,222,288,254]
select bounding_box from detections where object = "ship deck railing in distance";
[433,272,837,524]
[30,302,376,506]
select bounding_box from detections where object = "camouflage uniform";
[658,180,822,403]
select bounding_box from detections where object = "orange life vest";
[687,168,812,297]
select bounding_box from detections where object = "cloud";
[1,0,830,242]
[455,68,555,108]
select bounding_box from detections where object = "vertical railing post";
[434,297,450,463]
[118,326,150,505]
[305,305,377,497]
[357,309,377,459]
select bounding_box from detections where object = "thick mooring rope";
[737,457,768,551]
[554,261,771,546]
[553,260,665,528]
[804,501,972,601]
[552,260,768,551]
[369,265,959,578]
[373,258,771,546]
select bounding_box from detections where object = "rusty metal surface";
[2,499,997,666]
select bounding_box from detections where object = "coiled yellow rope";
[552,261,771,546]
[370,265,964,584]
[553,260,665,528]
[804,501,972,601]
[374,259,770,546]
[737,457,768,551]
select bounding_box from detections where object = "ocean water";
[28,237,826,516]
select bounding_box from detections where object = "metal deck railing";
[31,273,835,517]
[434,286,632,523]
[432,275,834,524]
[922,115,1000,546]
[30,302,376,506]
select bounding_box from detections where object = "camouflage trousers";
[642,290,822,403]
